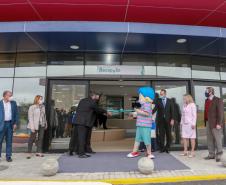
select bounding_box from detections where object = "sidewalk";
[0,150,226,184]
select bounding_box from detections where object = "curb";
[0,174,226,184]
[102,174,226,184]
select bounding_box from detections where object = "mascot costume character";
[127,86,155,159]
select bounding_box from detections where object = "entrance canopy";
[0,21,226,58]
[1,0,226,28]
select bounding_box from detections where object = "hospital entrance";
[46,79,189,152]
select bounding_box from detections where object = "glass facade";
[0,52,226,151]
[13,78,46,132]
[157,55,191,78]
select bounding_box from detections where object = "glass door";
[152,81,189,148]
[44,80,88,151]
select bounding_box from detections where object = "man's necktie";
[163,98,166,108]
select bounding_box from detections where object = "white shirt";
[3,100,12,121]
[208,95,214,101]
[162,97,167,107]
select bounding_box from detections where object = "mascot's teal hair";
[138,87,155,101]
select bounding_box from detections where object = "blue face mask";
[205,92,210,98]
[160,96,166,99]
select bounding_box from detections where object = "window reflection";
[157,55,191,78]
[16,53,46,67]
[52,84,86,111]
[154,83,187,110]
[220,59,226,80]
[0,78,13,97]
[15,53,47,77]
[47,65,84,77]
[48,53,84,65]
[122,54,155,66]
[13,78,46,133]
[0,54,15,77]
[192,56,220,80]
[157,55,190,67]
[86,54,120,65]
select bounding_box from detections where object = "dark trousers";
[139,139,157,151]
[159,119,171,151]
[28,126,45,153]
[93,118,98,128]
[52,126,56,138]
[174,121,180,144]
[69,125,78,153]
[76,125,87,155]
[56,123,65,138]
[74,125,93,155]
[85,127,93,152]
[98,114,107,129]
[0,121,13,158]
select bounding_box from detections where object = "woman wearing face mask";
[180,94,197,158]
[27,95,47,159]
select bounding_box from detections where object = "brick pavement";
[0,150,225,184]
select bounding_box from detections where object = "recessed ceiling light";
[177,38,187,44]
[120,85,124,88]
[70,45,79,49]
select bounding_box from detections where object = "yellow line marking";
[103,174,226,184]
[0,174,226,184]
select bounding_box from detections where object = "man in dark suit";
[204,87,224,162]
[0,90,19,162]
[72,91,111,158]
[153,89,175,153]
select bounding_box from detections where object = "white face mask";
[8,96,13,101]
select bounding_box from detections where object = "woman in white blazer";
[180,94,197,158]
[27,95,47,159]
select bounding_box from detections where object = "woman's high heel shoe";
[188,152,195,158]
[180,152,188,156]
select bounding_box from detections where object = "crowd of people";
[0,86,224,162]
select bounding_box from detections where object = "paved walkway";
[0,150,225,184]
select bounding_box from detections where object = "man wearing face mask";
[0,90,19,162]
[204,87,224,162]
[27,95,47,159]
[153,89,175,153]
[72,91,112,158]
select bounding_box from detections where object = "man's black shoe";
[6,157,12,162]
[78,154,90,158]
[165,149,170,153]
[86,150,96,154]
[216,158,221,162]
[69,151,74,156]
[204,156,215,160]
[216,155,222,162]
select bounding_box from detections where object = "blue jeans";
[0,121,13,158]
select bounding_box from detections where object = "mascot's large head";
[138,87,155,103]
